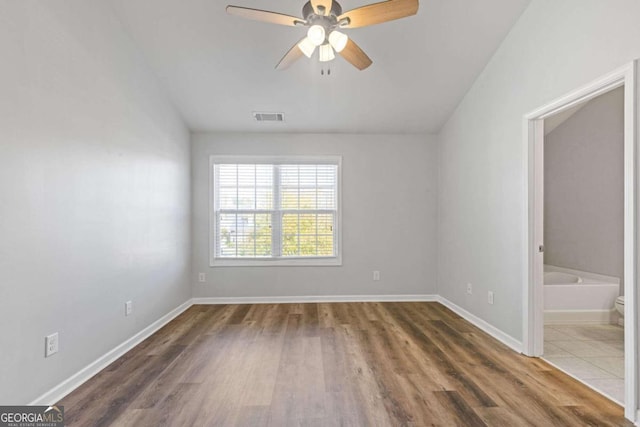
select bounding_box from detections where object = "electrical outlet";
[373,271,380,281]
[488,291,494,305]
[198,272,206,282]
[125,300,133,316]
[45,333,58,358]
[467,283,473,295]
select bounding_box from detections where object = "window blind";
[213,160,339,262]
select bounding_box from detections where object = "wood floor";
[59,302,631,426]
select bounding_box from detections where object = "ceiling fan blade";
[226,6,304,27]
[338,38,372,70]
[311,0,333,16]
[338,0,418,29]
[275,41,305,70]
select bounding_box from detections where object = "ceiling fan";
[226,0,419,71]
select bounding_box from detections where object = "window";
[210,156,341,266]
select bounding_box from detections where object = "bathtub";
[544,265,620,325]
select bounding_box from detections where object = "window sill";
[210,256,342,267]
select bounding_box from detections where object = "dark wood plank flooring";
[59,302,631,426]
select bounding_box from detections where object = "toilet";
[615,296,625,326]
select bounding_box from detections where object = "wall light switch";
[467,283,473,295]
[488,291,494,305]
[198,273,206,282]
[373,271,380,281]
[125,300,133,316]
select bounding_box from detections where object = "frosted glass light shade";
[307,25,326,46]
[319,43,335,62]
[328,31,348,53]
[298,37,316,58]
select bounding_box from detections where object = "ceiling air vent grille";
[253,112,285,122]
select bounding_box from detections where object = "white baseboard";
[544,309,617,325]
[437,296,523,353]
[192,294,439,305]
[28,299,194,406]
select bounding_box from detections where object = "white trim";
[209,155,343,267]
[523,61,638,423]
[437,296,523,353]
[626,61,639,424]
[192,295,439,305]
[28,299,193,406]
[211,257,342,267]
[208,155,342,165]
[544,309,617,325]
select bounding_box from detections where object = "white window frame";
[209,155,342,267]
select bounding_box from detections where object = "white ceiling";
[110,0,531,134]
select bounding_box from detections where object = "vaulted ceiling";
[110,0,531,133]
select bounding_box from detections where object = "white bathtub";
[544,265,620,324]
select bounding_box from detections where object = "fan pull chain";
[320,66,331,76]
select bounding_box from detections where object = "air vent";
[253,112,285,122]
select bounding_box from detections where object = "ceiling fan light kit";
[319,43,336,62]
[328,30,348,53]
[298,38,317,58]
[226,0,419,71]
[307,25,326,46]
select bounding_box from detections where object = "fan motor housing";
[302,1,342,20]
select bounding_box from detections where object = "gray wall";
[192,133,437,298]
[437,0,640,342]
[0,1,191,404]
[544,88,624,288]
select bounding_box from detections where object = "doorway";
[542,86,624,403]
[523,61,638,422]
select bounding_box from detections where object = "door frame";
[522,61,638,421]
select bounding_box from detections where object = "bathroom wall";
[544,87,624,291]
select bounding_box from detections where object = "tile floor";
[544,324,625,404]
